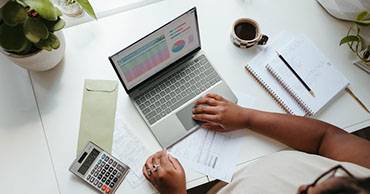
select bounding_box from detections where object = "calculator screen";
[78,148,100,175]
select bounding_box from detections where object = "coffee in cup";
[231,18,268,48]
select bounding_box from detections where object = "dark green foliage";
[340,11,370,65]
[0,0,64,55]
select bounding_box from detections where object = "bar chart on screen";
[117,35,170,82]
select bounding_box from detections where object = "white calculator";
[69,141,130,194]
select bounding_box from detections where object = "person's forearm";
[243,108,345,154]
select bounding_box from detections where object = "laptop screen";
[110,8,200,91]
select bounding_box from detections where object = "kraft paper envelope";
[77,79,118,155]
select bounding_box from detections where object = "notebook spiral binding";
[266,64,314,116]
[245,65,296,115]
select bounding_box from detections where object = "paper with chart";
[170,128,244,183]
[169,92,254,182]
[112,97,154,191]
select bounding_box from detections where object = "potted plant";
[0,0,96,71]
[340,11,370,73]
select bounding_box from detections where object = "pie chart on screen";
[172,40,186,53]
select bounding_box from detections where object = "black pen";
[275,51,315,97]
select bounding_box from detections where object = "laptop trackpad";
[176,103,200,131]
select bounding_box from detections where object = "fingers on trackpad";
[176,102,201,131]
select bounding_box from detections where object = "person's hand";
[192,93,249,132]
[143,151,186,194]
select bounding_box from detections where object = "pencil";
[346,88,370,113]
[275,51,315,97]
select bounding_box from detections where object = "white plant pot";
[1,31,66,72]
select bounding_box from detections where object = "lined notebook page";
[267,35,349,116]
[245,32,306,116]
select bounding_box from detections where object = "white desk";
[0,55,59,194]
[3,0,369,193]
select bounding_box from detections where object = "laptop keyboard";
[135,54,221,125]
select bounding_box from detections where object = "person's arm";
[192,93,370,168]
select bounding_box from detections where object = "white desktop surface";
[1,0,369,193]
[0,56,59,194]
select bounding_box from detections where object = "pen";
[275,51,315,97]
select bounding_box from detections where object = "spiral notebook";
[245,33,349,116]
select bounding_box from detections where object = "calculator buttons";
[113,177,118,183]
[117,164,125,172]
[70,142,130,194]
[102,184,111,193]
[102,185,107,190]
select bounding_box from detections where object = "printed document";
[112,96,153,190]
[170,129,244,182]
[169,91,254,182]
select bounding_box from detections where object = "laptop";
[109,7,237,148]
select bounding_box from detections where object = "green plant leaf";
[23,0,59,21]
[339,35,360,46]
[0,24,31,53]
[76,0,97,19]
[23,17,49,43]
[1,1,27,26]
[35,32,60,51]
[43,18,65,31]
[355,19,370,26]
[356,11,368,21]
[55,7,62,17]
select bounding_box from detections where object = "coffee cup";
[231,18,268,48]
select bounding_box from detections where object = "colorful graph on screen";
[117,35,170,82]
[169,22,191,40]
[172,40,185,53]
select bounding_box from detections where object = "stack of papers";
[169,92,255,183]
[169,129,244,182]
[112,91,255,185]
[112,120,151,189]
